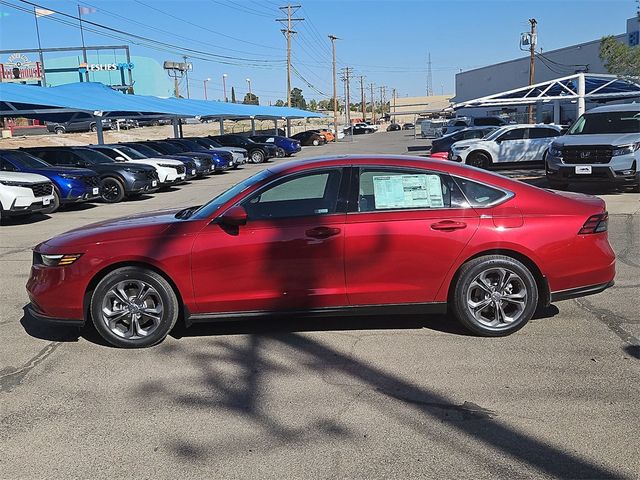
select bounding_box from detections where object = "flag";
[35,7,54,17]
[78,6,97,15]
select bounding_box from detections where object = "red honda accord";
[27,156,615,348]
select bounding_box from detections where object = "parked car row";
[46,118,171,134]
[0,132,311,222]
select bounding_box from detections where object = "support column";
[95,116,105,145]
[273,119,278,134]
[172,117,180,138]
[251,117,256,135]
[219,118,224,135]
[286,118,291,137]
[553,100,560,124]
[577,73,586,117]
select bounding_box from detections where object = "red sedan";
[27,156,615,348]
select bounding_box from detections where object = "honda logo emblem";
[580,151,592,158]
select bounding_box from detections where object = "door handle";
[305,226,341,239]
[431,220,467,231]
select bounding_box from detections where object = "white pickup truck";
[0,171,55,222]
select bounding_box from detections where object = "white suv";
[0,171,55,222]
[450,124,561,168]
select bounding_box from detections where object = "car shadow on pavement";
[623,344,640,359]
[0,213,51,225]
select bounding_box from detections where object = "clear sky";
[0,0,636,102]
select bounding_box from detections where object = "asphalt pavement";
[1,130,639,479]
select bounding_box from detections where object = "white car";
[90,145,187,186]
[0,171,55,222]
[449,124,561,168]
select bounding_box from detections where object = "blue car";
[162,139,233,172]
[0,149,101,213]
[250,135,301,157]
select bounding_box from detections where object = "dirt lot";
[1,130,639,479]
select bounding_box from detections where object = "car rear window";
[453,177,511,207]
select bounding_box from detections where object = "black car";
[402,123,415,130]
[209,134,277,164]
[23,147,159,203]
[290,131,326,146]
[132,141,214,177]
[430,126,499,154]
[386,123,401,132]
[46,118,113,134]
[117,142,199,180]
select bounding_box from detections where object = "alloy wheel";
[100,279,164,340]
[465,267,528,328]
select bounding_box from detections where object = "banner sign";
[0,53,42,82]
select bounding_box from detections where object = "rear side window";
[0,158,16,171]
[474,117,503,126]
[528,128,559,139]
[453,177,511,207]
[358,169,453,211]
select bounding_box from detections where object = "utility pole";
[359,75,366,121]
[329,35,339,140]
[528,18,537,123]
[340,67,353,138]
[277,4,304,107]
[370,83,376,123]
[392,88,396,120]
[426,52,433,96]
[183,55,191,99]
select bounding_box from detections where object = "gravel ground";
[1,130,638,479]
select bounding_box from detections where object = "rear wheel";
[312,139,320,146]
[249,149,265,164]
[54,127,64,135]
[275,147,286,158]
[100,177,125,203]
[42,188,61,214]
[90,124,98,132]
[90,266,179,348]
[451,255,538,336]
[466,152,490,169]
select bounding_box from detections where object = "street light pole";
[329,34,339,142]
[222,73,228,102]
[204,77,210,100]
[246,78,253,104]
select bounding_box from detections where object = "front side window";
[242,169,343,220]
[0,158,16,171]
[497,128,526,141]
[358,169,454,212]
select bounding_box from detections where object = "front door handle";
[431,220,467,231]
[305,226,341,239]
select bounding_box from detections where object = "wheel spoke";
[111,284,130,305]
[135,283,151,303]
[499,270,512,292]
[471,278,492,295]
[469,297,492,312]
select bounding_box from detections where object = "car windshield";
[149,142,182,154]
[3,151,50,168]
[190,169,272,219]
[114,146,147,159]
[206,139,223,147]
[126,144,161,156]
[72,149,115,164]
[175,139,202,150]
[568,110,640,135]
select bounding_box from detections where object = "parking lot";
[1,130,639,479]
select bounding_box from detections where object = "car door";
[190,167,349,314]
[344,167,480,305]
[496,128,530,162]
[528,127,559,160]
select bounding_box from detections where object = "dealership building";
[453,16,640,123]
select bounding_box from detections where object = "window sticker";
[372,174,443,209]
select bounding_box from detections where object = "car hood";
[41,208,187,249]
[125,158,184,166]
[0,171,50,183]
[28,166,96,176]
[217,147,247,154]
[451,139,486,149]
[554,133,640,147]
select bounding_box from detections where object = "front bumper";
[547,154,638,185]
[6,196,53,216]
[27,303,85,327]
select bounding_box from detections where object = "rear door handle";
[431,220,467,231]
[305,226,341,239]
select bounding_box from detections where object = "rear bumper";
[551,280,614,302]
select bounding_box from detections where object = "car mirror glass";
[215,205,247,226]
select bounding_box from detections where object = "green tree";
[308,99,318,111]
[243,92,259,105]
[600,35,640,77]
[290,87,306,109]
[231,86,237,103]
[274,99,285,107]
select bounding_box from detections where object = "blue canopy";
[0,82,325,121]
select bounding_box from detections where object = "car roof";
[495,123,561,131]
[587,103,640,114]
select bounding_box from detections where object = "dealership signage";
[78,62,135,73]
[0,53,42,83]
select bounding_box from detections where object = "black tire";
[100,177,126,203]
[275,147,286,158]
[54,127,65,135]
[451,255,538,337]
[249,149,265,164]
[466,152,490,169]
[42,188,61,214]
[90,266,179,348]
[312,139,320,146]
[90,123,98,132]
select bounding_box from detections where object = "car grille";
[30,182,53,197]
[562,146,613,164]
[146,170,159,180]
[81,175,101,188]
[175,165,186,174]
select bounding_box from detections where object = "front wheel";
[249,150,265,163]
[90,124,98,132]
[90,266,179,348]
[451,255,538,336]
[100,177,125,203]
[42,188,61,214]
[312,139,320,146]
[54,127,65,135]
[466,152,490,169]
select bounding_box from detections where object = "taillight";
[578,213,608,234]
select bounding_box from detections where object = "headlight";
[35,253,82,267]
[0,180,29,186]
[454,145,470,151]
[612,143,640,157]
[60,173,81,179]
[123,167,146,174]
[157,163,178,168]
[548,145,563,157]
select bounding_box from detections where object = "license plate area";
[575,165,592,174]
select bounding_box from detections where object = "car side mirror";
[216,205,247,226]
